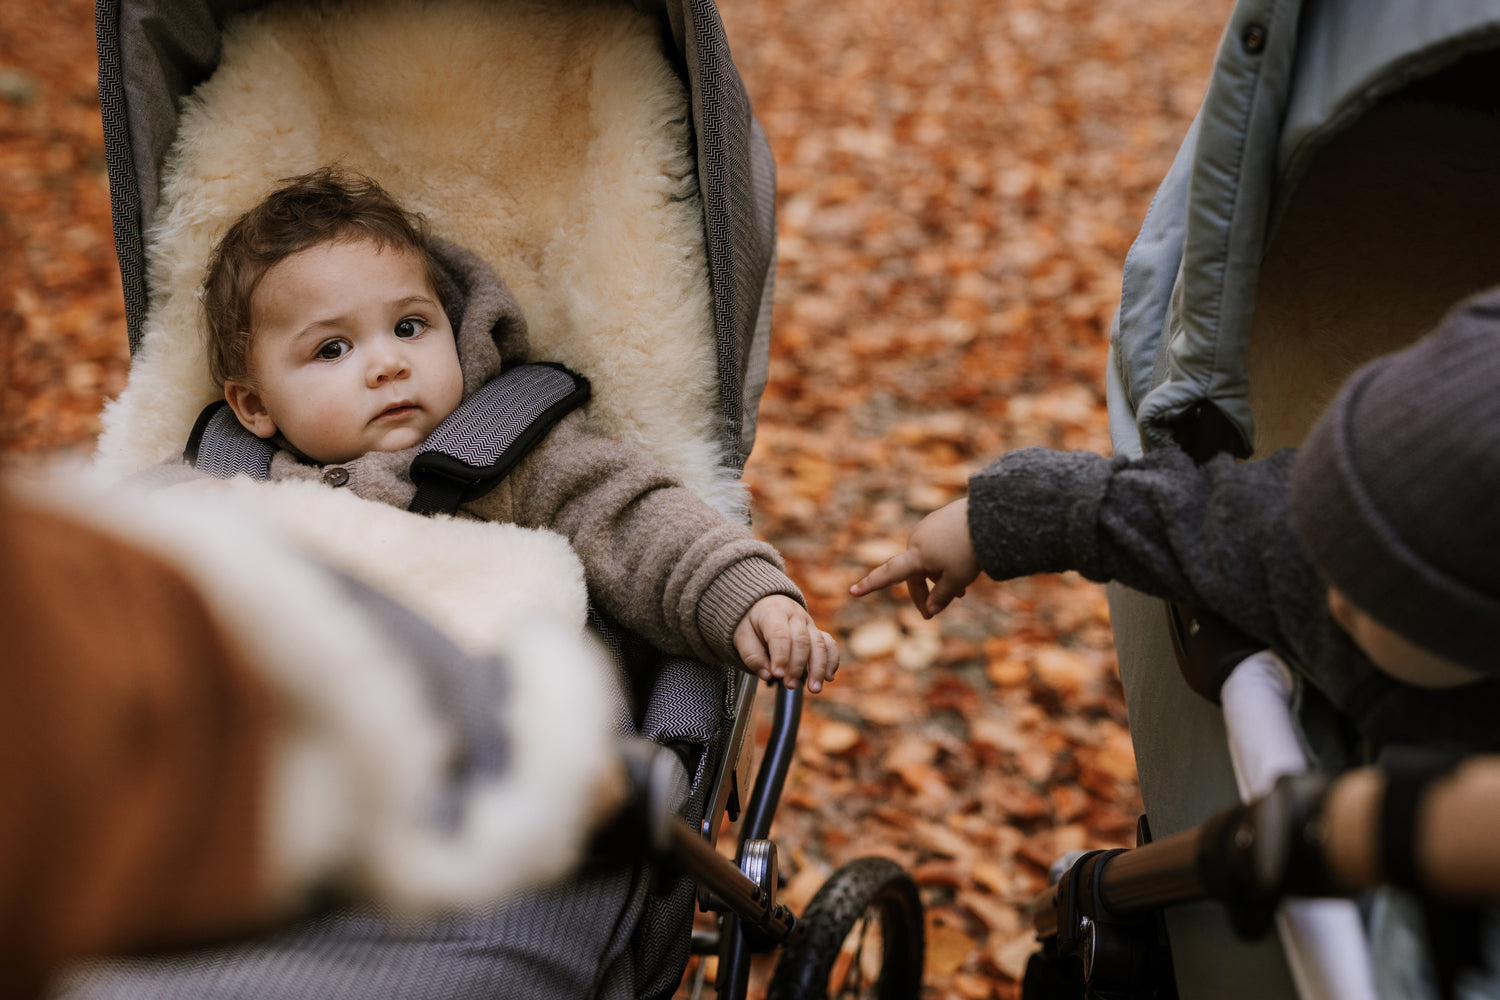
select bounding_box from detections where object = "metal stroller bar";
[1031,829,1205,943]
[720,685,805,999]
[739,685,804,844]
[617,711,807,997]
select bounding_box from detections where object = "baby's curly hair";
[202,167,447,387]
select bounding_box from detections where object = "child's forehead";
[257,238,434,299]
[273,235,424,277]
[250,237,440,329]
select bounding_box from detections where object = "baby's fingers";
[780,616,813,690]
[850,550,921,597]
[732,617,773,682]
[806,629,839,693]
[907,573,933,617]
[925,575,967,616]
[765,616,793,682]
[741,643,772,682]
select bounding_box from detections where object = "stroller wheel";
[767,857,925,1000]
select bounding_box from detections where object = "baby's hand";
[850,497,979,618]
[734,595,840,693]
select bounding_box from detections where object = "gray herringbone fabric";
[416,366,581,469]
[57,873,650,1000]
[675,0,777,469]
[192,404,275,480]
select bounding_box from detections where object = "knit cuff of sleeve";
[695,557,807,665]
[967,447,1115,582]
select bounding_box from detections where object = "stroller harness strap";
[409,363,590,515]
[184,400,276,480]
[183,363,591,515]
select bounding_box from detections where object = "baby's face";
[225,238,463,465]
[1326,587,1483,689]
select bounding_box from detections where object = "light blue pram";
[1052,1,1500,997]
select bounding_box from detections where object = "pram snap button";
[322,467,350,487]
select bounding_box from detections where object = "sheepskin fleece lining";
[217,477,589,657]
[96,0,743,516]
[19,465,615,916]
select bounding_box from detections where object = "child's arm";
[484,413,835,687]
[853,446,1312,649]
[733,594,840,692]
[850,498,978,618]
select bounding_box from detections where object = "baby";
[854,290,1500,751]
[201,168,838,692]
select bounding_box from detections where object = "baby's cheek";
[436,367,464,419]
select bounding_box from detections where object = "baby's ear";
[224,381,278,440]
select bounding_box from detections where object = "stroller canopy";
[1110,0,1500,459]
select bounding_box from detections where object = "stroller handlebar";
[1032,755,1500,946]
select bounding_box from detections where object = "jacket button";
[322,467,350,487]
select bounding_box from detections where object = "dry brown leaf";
[953,970,999,999]
[971,860,1015,898]
[911,860,967,891]
[986,657,1031,688]
[924,914,978,978]
[908,817,981,866]
[778,864,828,915]
[894,632,943,671]
[846,620,901,660]
[814,719,863,756]
[960,891,1022,937]
[989,932,1041,983]
[1029,646,1097,698]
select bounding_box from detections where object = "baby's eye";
[395,317,428,339]
[314,338,350,361]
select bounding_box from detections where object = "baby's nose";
[369,349,410,385]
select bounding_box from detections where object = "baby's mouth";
[376,401,418,421]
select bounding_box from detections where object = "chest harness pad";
[184,362,591,516]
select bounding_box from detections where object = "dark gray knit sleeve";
[967,447,1117,581]
[969,446,1325,662]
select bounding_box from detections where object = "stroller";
[66,1,925,997]
[1026,1,1500,997]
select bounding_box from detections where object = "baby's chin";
[297,431,430,466]
[367,427,430,455]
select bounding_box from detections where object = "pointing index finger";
[850,550,919,596]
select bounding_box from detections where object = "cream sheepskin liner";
[17,466,615,917]
[96,0,743,518]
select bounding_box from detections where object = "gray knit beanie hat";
[1289,289,1500,675]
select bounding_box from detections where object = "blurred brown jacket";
[0,486,275,1000]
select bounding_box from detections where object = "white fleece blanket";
[208,478,590,659]
[20,465,613,916]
